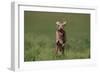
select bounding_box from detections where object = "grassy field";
[24,11,90,61]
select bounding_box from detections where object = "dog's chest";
[57,30,65,39]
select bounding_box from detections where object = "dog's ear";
[56,21,60,25]
[63,21,67,25]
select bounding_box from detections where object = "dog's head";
[56,19,66,30]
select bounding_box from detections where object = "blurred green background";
[24,11,90,61]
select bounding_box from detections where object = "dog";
[55,20,66,55]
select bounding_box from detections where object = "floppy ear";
[63,21,67,25]
[56,21,60,25]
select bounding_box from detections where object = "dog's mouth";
[58,28,64,33]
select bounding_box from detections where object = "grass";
[24,11,90,61]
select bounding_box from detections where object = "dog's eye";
[62,25,65,27]
[57,25,59,27]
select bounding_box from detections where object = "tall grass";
[24,33,90,61]
[24,34,55,61]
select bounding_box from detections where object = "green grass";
[24,11,90,61]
